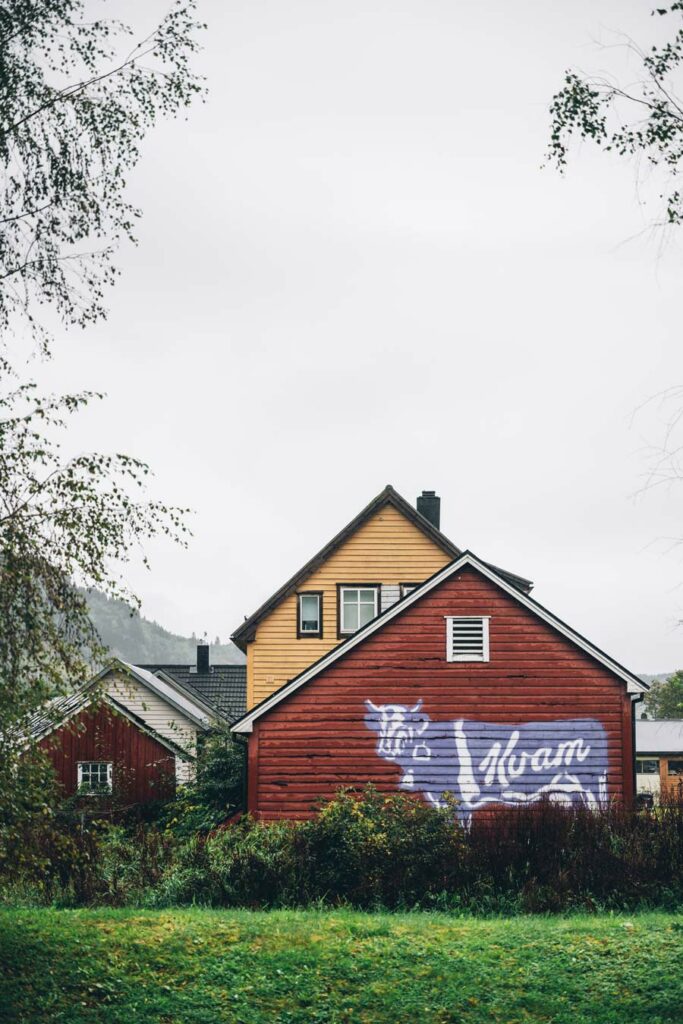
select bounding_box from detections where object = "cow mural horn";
[409,699,423,713]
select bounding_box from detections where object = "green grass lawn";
[1,909,682,1024]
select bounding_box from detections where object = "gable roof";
[139,663,247,722]
[29,688,197,760]
[30,659,217,747]
[232,551,647,734]
[231,484,533,650]
[104,660,217,728]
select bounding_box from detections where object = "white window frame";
[298,592,322,636]
[339,586,379,635]
[445,616,490,663]
[77,761,113,795]
[400,583,419,598]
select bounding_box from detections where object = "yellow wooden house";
[231,485,532,710]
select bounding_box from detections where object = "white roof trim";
[29,691,92,742]
[93,660,214,730]
[232,551,647,734]
[106,696,197,758]
[30,690,196,758]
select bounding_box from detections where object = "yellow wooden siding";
[246,503,451,707]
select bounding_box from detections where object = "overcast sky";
[32,0,683,671]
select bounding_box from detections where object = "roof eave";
[31,689,198,758]
[100,659,216,729]
[231,551,645,735]
[232,484,476,647]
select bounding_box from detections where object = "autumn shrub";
[0,810,178,908]
[93,824,178,906]
[205,817,300,905]
[293,787,467,907]
[5,787,683,911]
[147,788,467,909]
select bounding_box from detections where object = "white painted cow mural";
[364,700,608,822]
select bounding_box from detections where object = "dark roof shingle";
[139,663,247,722]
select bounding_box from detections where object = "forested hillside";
[85,589,669,683]
[86,591,245,665]
[640,674,674,687]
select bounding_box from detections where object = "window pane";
[79,762,112,793]
[300,594,319,632]
[342,603,358,632]
[358,590,376,604]
[668,760,683,776]
[637,759,659,775]
[359,602,375,627]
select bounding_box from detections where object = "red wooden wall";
[40,703,176,805]
[248,566,634,820]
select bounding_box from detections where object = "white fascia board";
[463,558,647,695]
[31,689,196,759]
[107,661,214,729]
[232,552,646,735]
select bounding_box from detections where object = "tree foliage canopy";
[547,3,683,227]
[0,3,205,833]
[0,368,190,823]
[645,669,683,718]
[0,0,205,350]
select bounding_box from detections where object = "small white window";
[401,583,419,598]
[340,586,378,634]
[298,592,322,637]
[445,616,490,662]
[77,762,113,795]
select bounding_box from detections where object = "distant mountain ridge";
[84,590,674,681]
[86,590,245,665]
[639,674,675,687]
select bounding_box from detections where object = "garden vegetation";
[3,779,683,914]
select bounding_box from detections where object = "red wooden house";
[33,653,246,807]
[37,697,182,804]
[232,552,646,822]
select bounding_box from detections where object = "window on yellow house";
[297,592,322,638]
[339,586,379,636]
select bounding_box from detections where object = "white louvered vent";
[445,616,490,662]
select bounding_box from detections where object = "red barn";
[39,700,178,804]
[232,552,646,822]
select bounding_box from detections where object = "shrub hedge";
[3,787,683,912]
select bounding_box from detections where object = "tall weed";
[4,787,683,912]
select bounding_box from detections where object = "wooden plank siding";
[39,704,176,805]
[248,566,634,821]
[247,503,451,707]
[105,669,198,782]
